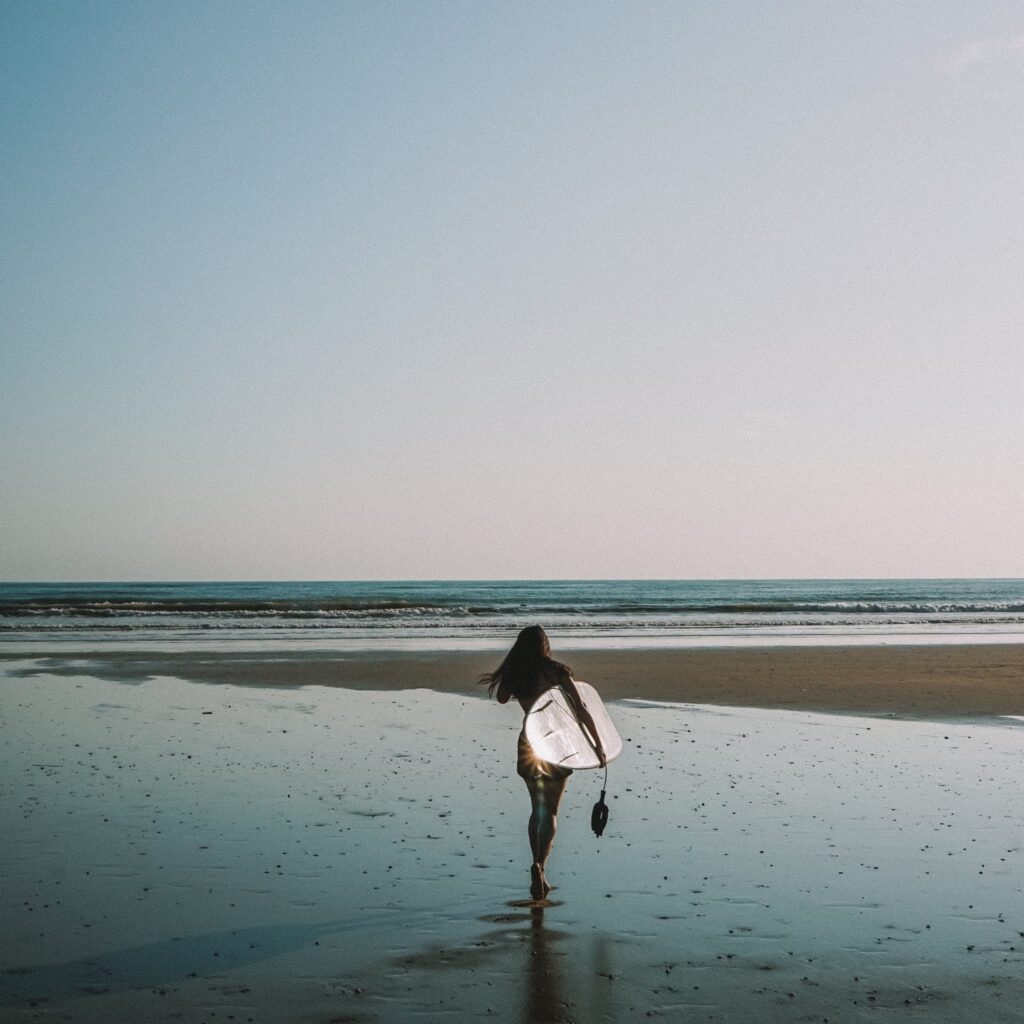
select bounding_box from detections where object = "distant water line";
[2,579,1024,649]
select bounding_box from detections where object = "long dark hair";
[481,625,572,700]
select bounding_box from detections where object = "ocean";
[2,579,1024,649]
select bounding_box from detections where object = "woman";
[482,625,605,901]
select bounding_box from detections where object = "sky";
[2,1,1023,581]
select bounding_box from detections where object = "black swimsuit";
[517,725,572,781]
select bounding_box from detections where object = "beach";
[2,643,1023,1022]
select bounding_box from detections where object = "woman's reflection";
[523,903,570,1024]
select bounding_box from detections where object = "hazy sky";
[3,2,1023,581]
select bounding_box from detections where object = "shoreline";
[3,641,1023,718]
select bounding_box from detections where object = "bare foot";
[531,863,552,900]
[530,863,545,901]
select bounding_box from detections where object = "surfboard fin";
[591,790,609,837]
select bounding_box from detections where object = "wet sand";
[4,641,1024,716]
[1,649,1023,1022]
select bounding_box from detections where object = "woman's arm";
[558,675,607,767]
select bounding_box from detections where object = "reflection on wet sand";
[381,898,622,1022]
[5,670,1024,1022]
[499,901,626,1024]
[523,903,566,1024]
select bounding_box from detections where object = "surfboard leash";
[591,762,609,838]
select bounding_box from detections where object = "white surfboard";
[524,680,622,770]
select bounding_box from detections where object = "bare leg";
[524,773,568,899]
